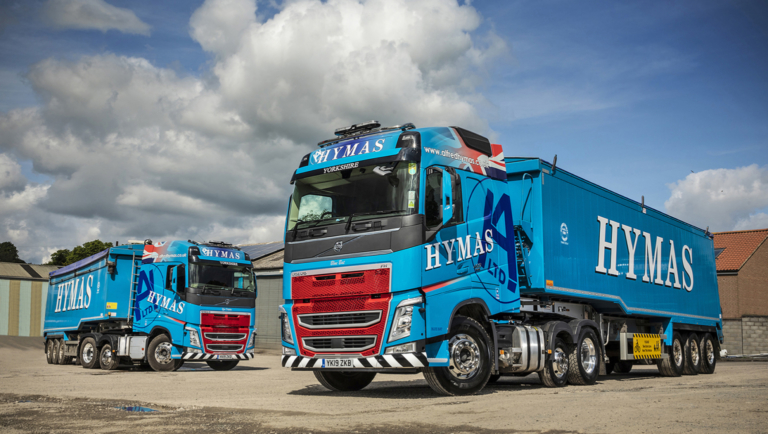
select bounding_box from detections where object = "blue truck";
[279,121,722,395]
[43,240,257,371]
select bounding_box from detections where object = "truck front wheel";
[314,371,377,391]
[80,337,100,369]
[100,344,120,370]
[147,334,176,372]
[206,360,238,371]
[423,316,492,396]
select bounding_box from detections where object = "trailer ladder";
[126,252,141,326]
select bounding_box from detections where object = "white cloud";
[0,153,26,192]
[42,0,151,36]
[665,165,768,231]
[0,0,501,262]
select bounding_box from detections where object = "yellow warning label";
[106,302,117,310]
[632,333,661,359]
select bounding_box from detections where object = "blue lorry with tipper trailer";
[43,240,257,371]
[280,120,723,396]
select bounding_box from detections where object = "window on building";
[714,248,725,259]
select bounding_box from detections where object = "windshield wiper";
[345,209,401,231]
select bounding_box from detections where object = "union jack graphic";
[142,241,168,264]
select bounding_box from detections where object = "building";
[0,263,60,337]
[239,242,284,349]
[714,229,768,355]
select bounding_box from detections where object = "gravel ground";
[1,336,766,433]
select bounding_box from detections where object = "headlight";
[388,296,422,342]
[279,306,294,344]
[385,342,416,354]
[185,327,201,348]
[282,346,296,355]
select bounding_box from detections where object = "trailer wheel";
[487,374,501,384]
[538,337,570,387]
[614,361,633,374]
[206,360,239,371]
[699,334,717,374]
[147,334,176,372]
[99,344,120,370]
[567,328,600,385]
[80,337,100,369]
[657,332,683,377]
[46,340,55,364]
[51,339,61,365]
[57,339,69,365]
[422,316,492,396]
[682,333,701,375]
[314,371,377,391]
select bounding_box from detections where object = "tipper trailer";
[280,121,722,395]
[44,240,258,371]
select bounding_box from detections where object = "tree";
[66,240,113,265]
[0,241,25,263]
[46,240,113,266]
[48,249,71,266]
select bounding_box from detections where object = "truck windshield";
[288,161,419,230]
[189,264,256,295]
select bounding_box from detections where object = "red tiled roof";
[713,228,768,272]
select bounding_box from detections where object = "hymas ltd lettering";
[425,229,495,270]
[595,216,694,291]
[312,138,386,164]
[54,275,93,312]
[147,290,185,314]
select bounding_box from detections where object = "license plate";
[217,355,235,360]
[323,358,353,368]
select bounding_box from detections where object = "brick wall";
[721,319,742,355]
[718,275,739,319]
[742,316,768,355]
[738,241,768,317]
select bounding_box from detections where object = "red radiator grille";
[291,267,390,299]
[293,294,391,358]
[200,312,250,354]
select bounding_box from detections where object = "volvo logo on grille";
[334,241,343,252]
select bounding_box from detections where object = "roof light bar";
[318,122,416,147]
[334,120,381,137]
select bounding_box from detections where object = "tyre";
[99,344,120,371]
[422,316,492,396]
[314,371,377,391]
[538,336,569,388]
[80,337,100,369]
[567,328,600,385]
[52,339,61,365]
[614,361,633,374]
[205,360,239,371]
[487,374,501,384]
[682,333,701,375]
[699,334,717,374]
[57,339,68,365]
[174,359,185,371]
[657,332,683,377]
[147,334,176,372]
[46,340,55,364]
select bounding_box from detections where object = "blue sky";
[0,0,766,262]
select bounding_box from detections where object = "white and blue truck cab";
[44,240,257,371]
[280,121,723,395]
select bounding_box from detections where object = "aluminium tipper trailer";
[44,240,258,372]
[506,157,722,374]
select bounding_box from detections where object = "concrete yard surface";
[1,336,766,433]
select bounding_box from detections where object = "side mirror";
[442,170,454,225]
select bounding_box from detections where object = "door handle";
[457,263,469,275]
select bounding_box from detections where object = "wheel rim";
[553,346,568,378]
[154,342,173,365]
[101,348,113,367]
[82,343,94,364]
[691,339,700,365]
[706,340,715,365]
[673,340,683,366]
[448,334,481,380]
[580,337,597,374]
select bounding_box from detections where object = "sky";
[0,0,766,264]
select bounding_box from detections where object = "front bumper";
[281,352,428,369]
[182,352,254,361]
